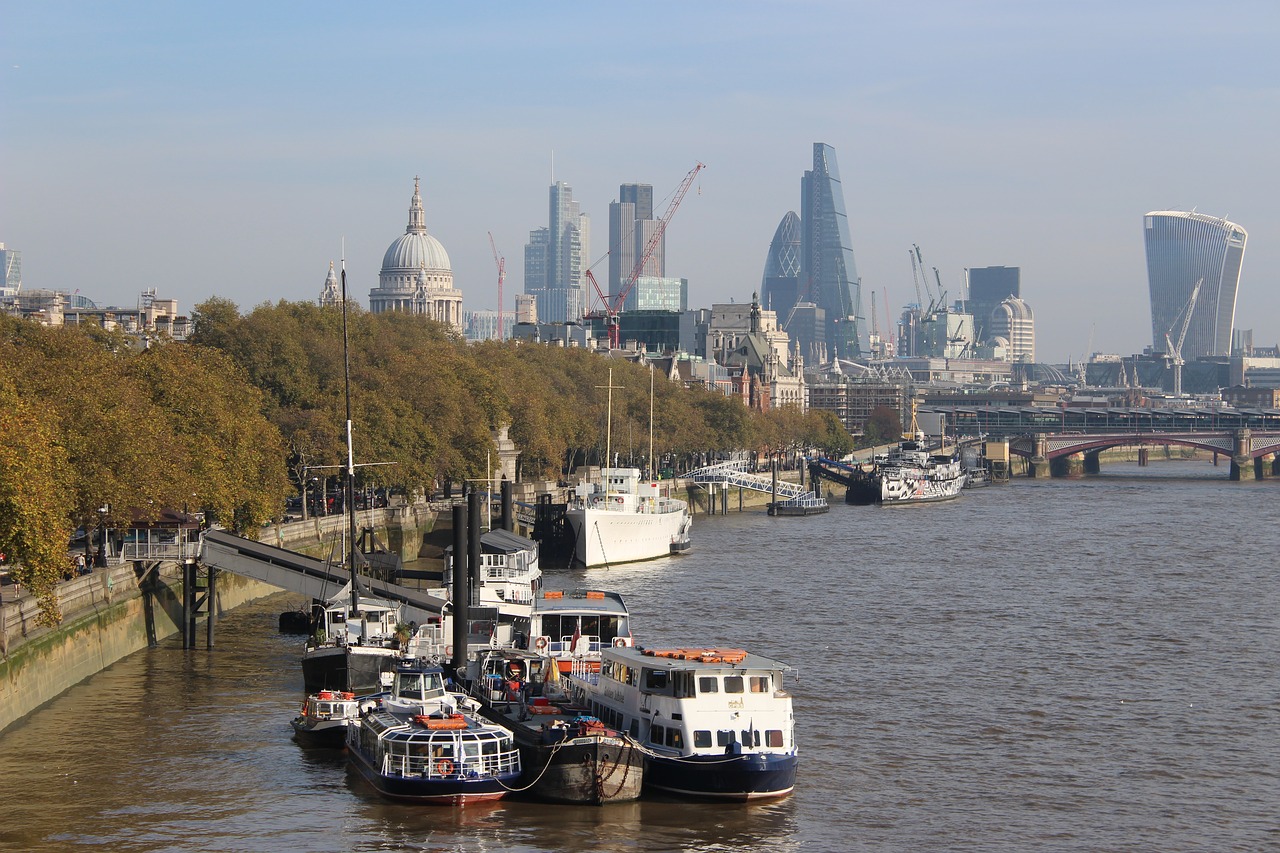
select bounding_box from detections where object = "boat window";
[650,724,666,746]
[698,676,718,694]
[750,676,770,693]
[724,676,744,694]
[666,728,683,749]
[716,730,735,747]
[694,730,712,748]
[643,669,669,692]
[673,671,696,698]
[630,720,640,739]
[742,729,761,747]
[766,730,784,748]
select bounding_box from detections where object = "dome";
[382,231,451,272]
[380,176,451,274]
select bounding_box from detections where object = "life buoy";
[614,496,624,504]
[535,636,549,650]
[444,645,453,657]
[612,637,627,647]
[435,759,454,776]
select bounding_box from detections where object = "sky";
[3,1,1278,362]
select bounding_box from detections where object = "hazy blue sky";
[3,1,1277,361]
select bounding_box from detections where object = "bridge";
[686,460,826,512]
[923,404,1280,479]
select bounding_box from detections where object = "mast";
[605,366,614,473]
[340,253,361,616]
[648,363,655,481]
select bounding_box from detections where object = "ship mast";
[648,363,655,482]
[340,254,361,616]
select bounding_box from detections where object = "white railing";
[687,463,809,499]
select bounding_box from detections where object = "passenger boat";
[845,437,966,505]
[566,646,798,800]
[563,366,691,568]
[291,689,360,747]
[346,657,522,805]
[465,648,644,804]
[301,582,412,694]
[527,588,633,674]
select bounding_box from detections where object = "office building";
[525,181,589,323]
[966,266,1020,343]
[761,211,802,326]
[988,296,1035,362]
[0,243,21,300]
[799,143,864,360]
[608,183,663,310]
[1144,210,1247,358]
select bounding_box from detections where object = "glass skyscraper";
[800,143,864,359]
[966,266,1020,344]
[524,182,589,323]
[1144,210,1246,359]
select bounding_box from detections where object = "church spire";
[406,175,427,235]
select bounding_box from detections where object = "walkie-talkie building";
[1144,211,1247,359]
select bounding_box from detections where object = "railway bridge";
[923,404,1280,480]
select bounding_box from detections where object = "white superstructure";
[563,468,691,567]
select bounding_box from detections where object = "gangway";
[686,460,814,500]
[199,529,446,624]
[808,457,863,491]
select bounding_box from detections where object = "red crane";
[587,161,705,349]
[488,232,505,341]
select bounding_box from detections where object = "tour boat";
[527,588,633,674]
[466,648,644,804]
[290,688,360,747]
[346,658,522,804]
[566,645,798,800]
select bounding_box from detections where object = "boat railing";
[549,634,601,655]
[383,749,520,780]
[570,659,599,682]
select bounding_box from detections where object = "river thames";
[2,460,1278,852]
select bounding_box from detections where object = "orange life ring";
[435,759,454,776]
[444,645,453,657]
[612,637,627,647]
[535,636,549,650]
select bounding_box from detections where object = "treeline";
[0,300,852,621]
[0,313,289,623]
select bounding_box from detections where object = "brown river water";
[2,460,1278,852]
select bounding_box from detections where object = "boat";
[465,648,644,804]
[527,588,633,674]
[563,366,692,567]
[301,581,414,693]
[346,657,522,804]
[845,437,967,505]
[291,688,361,747]
[565,645,798,800]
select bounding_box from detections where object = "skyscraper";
[800,143,864,359]
[988,296,1035,362]
[608,183,663,310]
[0,243,21,300]
[525,181,589,323]
[1144,210,1247,359]
[761,211,802,319]
[967,266,1021,343]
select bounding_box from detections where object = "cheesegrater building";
[1144,210,1247,359]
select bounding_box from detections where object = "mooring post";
[205,566,217,649]
[182,558,196,649]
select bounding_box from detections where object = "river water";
[2,460,1278,852]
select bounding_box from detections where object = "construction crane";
[1164,278,1202,397]
[586,161,705,349]
[487,233,506,341]
[869,289,881,357]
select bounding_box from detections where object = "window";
[750,676,770,693]
[630,720,640,739]
[698,676,718,694]
[667,728,684,749]
[742,729,761,747]
[694,730,712,748]
[644,669,669,691]
[724,676,744,694]
[650,725,666,746]
[766,730,784,748]
[716,730,734,747]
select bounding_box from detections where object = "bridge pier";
[1084,451,1101,475]
[1138,448,1149,467]
[1230,456,1258,481]
[1261,452,1277,478]
[1028,434,1050,478]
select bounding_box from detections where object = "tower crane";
[870,289,881,357]
[1164,278,1202,398]
[586,161,705,349]
[488,232,506,341]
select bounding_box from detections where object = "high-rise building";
[760,210,802,330]
[369,178,463,331]
[988,296,1035,362]
[0,243,21,300]
[1144,211,1247,359]
[800,143,864,360]
[525,181,588,323]
[608,183,663,310]
[967,266,1020,343]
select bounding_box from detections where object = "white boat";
[562,365,691,568]
[564,469,691,567]
[565,645,798,800]
[301,582,413,693]
[846,439,967,505]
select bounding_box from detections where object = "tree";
[862,405,903,447]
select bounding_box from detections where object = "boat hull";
[302,644,398,694]
[290,716,350,748]
[645,752,797,800]
[565,506,691,567]
[520,734,643,804]
[347,742,515,804]
[845,470,965,505]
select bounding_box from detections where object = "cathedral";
[355,177,463,331]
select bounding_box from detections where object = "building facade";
[988,296,1035,362]
[0,243,21,300]
[528,181,589,324]
[800,143,864,360]
[1144,210,1247,359]
[608,183,664,311]
[760,210,802,331]
[368,178,463,331]
[966,266,1020,343]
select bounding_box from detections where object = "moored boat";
[346,658,522,805]
[528,588,633,674]
[301,582,413,694]
[466,648,644,804]
[291,689,360,747]
[566,645,798,800]
[845,438,966,505]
